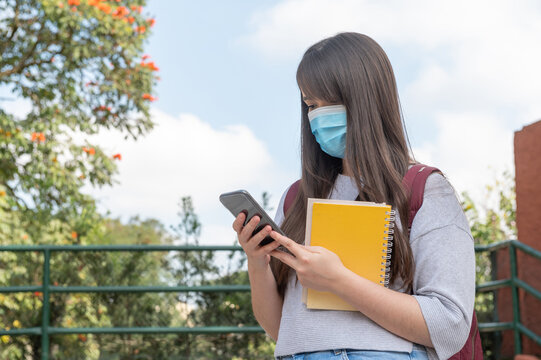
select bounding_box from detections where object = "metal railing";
[0,245,263,360]
[0,240,540,359]
[474,240,541,355]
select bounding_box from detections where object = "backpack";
[283,164,483,360]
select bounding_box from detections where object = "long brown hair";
[271,32,414,296]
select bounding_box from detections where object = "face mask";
[308,104,347,158]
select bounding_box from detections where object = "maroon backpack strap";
[283,180,301,215]
[404,165,482,360]
[402,164,440,229]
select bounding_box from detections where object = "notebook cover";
[302,198,393,311]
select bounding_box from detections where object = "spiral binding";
[379,209,395,287]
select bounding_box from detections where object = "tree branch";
[0,0,21,53]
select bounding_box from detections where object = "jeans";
[275,344,429,360]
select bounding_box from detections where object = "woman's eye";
[307,104,316,110]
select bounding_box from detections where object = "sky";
[6,0,541,245]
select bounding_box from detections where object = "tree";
[0,0,159,357]
[0,0,158,240]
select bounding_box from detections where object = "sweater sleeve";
[409,174,476,360]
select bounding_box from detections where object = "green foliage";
[0,0,157,238]
[461,170,516,359]
[165,195,276,359]
[0,0,164,357]
[0,0,276,356]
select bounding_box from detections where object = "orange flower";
[113,153,122,160]
[97,2,111,14]
[88,0,99,6]
[112,6,129,18]
[130,5,137,11]
[54,281,59,286]
[71,6,77,12]
[146,61,159,71]
[33,291,42,297]
[82,147,96,155]
[71,231,78,239]
[78,334,87,342]
[147,18,155,27]
[137,5,142,13]
[127,16,135,24]
[142,93,156,101]
[58,2,64,8]
[136,25,146,34]
[68,0,80,5]
[140,61,159,71]
[142,54,150,60]
[22,234,28,240]
[31,132,46,142]
[96,105,111,112]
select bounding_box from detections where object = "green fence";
[474,240,541,355]
[0,240,540,359]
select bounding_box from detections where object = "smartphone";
[219,190,284,246]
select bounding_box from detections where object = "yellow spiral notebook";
[302,198,395,311]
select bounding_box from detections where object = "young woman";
[232,32,475,360]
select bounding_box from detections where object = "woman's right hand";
[233,213,281,270]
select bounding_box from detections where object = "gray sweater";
[272,173,476,360]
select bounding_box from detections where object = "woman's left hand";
[269,230,348,293]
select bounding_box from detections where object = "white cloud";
[85,108,295,244]
[240,0,541,117]
[239,0,541,197]
[413,112,514,203]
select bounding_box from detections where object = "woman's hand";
[232,213,281,270]
[268,230,347,293]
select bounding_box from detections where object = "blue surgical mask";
[308,104,347,158]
